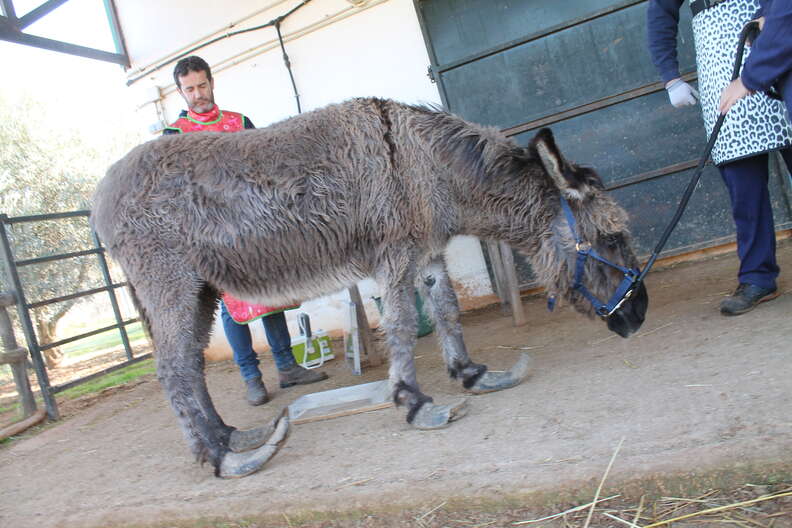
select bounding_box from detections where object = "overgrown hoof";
[467,352,532,394]
[218,413,290,478]
[411,398,468,430]
[227,414,281,453]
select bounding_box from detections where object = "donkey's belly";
[220,259,372,307]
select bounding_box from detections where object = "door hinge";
[427,65,436,83]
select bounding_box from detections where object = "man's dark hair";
[173,56,213,89]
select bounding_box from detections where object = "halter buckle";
[606,285,634,316]
[575,241,591,253]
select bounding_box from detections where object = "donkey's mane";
[407,101,540,188]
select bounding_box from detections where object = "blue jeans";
[718,148,792,289]
[220,303,297,381]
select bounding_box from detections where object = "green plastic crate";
[291,330,334,368]
[373,290,434,337]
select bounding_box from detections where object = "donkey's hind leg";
[376,252,467,430]
[417,256,532,395]
[127,261,286,478]
[417,256,486,387]
[189,285,280,455]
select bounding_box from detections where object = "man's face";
[177,70,215,113]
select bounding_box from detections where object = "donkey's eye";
[602,234,623,248]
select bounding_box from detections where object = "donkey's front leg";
[376,259,467,430]
[418,256,532,394]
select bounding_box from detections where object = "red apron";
[167,105,298,324]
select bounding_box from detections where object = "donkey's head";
[529,129,647,338]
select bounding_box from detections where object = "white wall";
[116,0,495,359]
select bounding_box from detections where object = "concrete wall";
[116,0,496,360]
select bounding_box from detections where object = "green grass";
[61,322,146,358]
[58,358,155,399]
[0,400,23,415]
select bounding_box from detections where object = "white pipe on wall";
[125,0,292,78]
[129,0,388,96]
[212,0,388,81]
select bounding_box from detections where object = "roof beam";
[0,22,128,65]
[0,0,129,67]
[18,0,70,30]
[0,0,17,19]
[103,0,128,66]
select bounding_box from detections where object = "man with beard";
[163,55,328,405]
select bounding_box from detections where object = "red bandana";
[167,105,246,134]
[187,104,221,123]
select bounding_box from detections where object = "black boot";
[278,365,328,389]
[720,283,779,316]
[244,377,269,406]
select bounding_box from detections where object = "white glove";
[666,79,699,108]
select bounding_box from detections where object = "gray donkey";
[91,97,648,478]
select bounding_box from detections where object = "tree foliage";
[0,93,144,367]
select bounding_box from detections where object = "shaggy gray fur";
[91,97,644,475]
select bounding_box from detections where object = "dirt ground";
[0,344,150,411]
[2,243,792,528]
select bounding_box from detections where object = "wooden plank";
[0,409,46,441]
[646,229,792,270]
[348,285,382,367]
[0,303,37,417]
[288,379,392,424]
[486,240,511,314]
[345,300,362,375]
[292,401,394,425]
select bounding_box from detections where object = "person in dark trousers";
[719,0,792,118]
[647,0,792,315]
[163,55,327,405]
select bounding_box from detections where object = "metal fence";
[0,210,148,421]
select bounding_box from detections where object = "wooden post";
[347,285,383,367]
[486,240,511,314]
[0,409,46,441]
[498,241,527,326]
[0,293,38,418]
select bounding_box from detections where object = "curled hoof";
[411,398,468,430]
[468,352,532,394]
[218,413,290,479]
[228,415,280,453]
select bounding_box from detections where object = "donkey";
[91,97,648,478]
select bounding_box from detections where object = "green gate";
[414,0,792,286]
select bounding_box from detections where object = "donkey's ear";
[529,128,601,201]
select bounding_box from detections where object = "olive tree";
[0,94,143,368]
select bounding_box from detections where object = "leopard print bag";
[692,0,792,165]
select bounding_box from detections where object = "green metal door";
[414,0,792,286]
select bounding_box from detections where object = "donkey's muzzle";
[606,280,648,338]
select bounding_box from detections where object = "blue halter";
[550,195,640,317]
